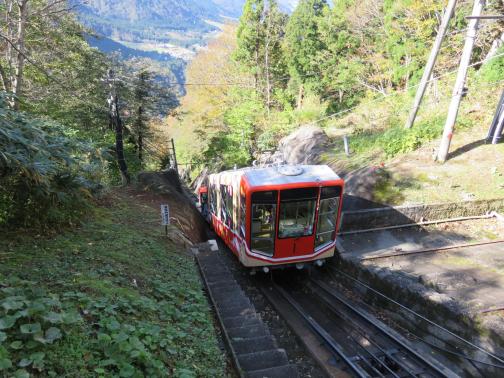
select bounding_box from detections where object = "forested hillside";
[0,0,176,229]
[170,0,504,176]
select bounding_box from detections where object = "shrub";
[0,95,105,229]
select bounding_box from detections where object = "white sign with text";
[161,204,170,226]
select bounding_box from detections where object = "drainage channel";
[194,241,298,378]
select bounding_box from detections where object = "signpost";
[161,204,170,236]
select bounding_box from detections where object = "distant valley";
[74,0,299,91]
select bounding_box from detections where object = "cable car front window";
[279,188,318,239]
[251,191,277,256]
[316,186,342,248]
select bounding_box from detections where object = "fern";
[0,94,105,229]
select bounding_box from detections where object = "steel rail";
[311,278,455,378]
[315,287,415,378]
[360,239,504,261]
[329,267,504,366]
[273,284,370,378]
[343,326,402,378]
[338,214,495,236]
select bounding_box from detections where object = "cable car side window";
[251,191,277,256]
[279,188,318,239]
[209,185,215,215]
[316,186,342,248]
[220,185,233,229]
[239,194,246,238]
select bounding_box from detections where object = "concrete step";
[205,273,234,283]
[247,364,299,378]
[205,277,235,286]
[212,288,245,302]
[228,324,270,339]
[237,349,289,372]
[232,336,277,355]
[222,314,259,329]
[218,303,256,318]
[201,267,230,277]
[223,317,263,331]
[215,296,251,309]
[208,281,240,291]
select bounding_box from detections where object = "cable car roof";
[242,165,341,187]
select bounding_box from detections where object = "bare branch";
[357,78,387,95]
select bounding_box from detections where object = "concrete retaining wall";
[340,198,504,232]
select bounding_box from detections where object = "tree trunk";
[11,0,28,110]
[484,32,504,63]
[138,132,143,162]
[0,63,9,91]
[297,84,304,110]
[137,105,144,162]
[265,7,272,113]
[112,95,130,185]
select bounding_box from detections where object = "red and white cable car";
[201,165,344,271]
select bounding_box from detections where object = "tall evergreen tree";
[235,0,264,89]
[263,0,288,111]
[284,0,328,108]
[236,0,287,110]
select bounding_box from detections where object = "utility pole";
[437,0,485,163]
[405,0,457,129]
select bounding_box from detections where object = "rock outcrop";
[260,125,330,165]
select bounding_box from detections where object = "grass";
[320,70,504,205]
[0,194,225,377]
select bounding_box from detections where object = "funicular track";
[260,274,458,378]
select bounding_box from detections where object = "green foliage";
[0,199,225,377]
[23,15,110,131]
[0,278,82,375]
[199,89,265,169]
[0,95,105,229]
[235,0,265,77]
[284,0,328,87]
[235,0,288,108]
[479,46,504,83]
[349,115,474,158]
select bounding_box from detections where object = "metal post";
[343,135,350,156]
[487,90,504,141]
[405,0,457,129]
[437,0,485,163]
[492,104,504,144]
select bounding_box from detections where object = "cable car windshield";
[316,186,342,248]
[279,188,318,239]
[251,191,277,256]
